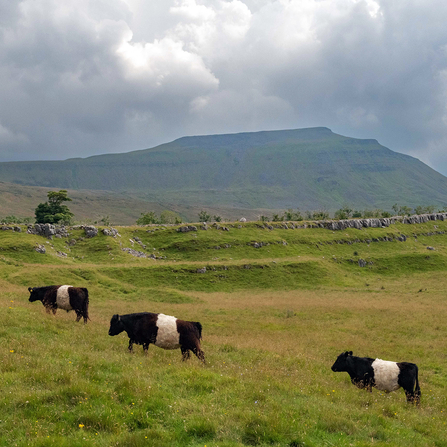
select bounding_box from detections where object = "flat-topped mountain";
[1,127,446,211]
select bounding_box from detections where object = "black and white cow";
[108,312,205,362]
[28,285,90,323]
[331,351,421,404]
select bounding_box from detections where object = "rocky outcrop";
[177,225,198,233]
[84,226,98,238]
[321,217,400,231]
[402,213,447,224]
[103,227,120,237]
[1,225,21,232]
[27,224,69,239]
[282,213,447,231]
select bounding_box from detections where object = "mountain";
[1,127,446,213]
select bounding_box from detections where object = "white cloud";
[170,0,216,22]
[1,0,447,175]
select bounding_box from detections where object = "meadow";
[1,220,446,446]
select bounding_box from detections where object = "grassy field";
[1,220,446,446]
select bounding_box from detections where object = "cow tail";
[195,322,203,340]
[414,366,421,403]
[82,288,90,320]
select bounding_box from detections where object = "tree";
[198,210,211,222]
[334,206,353,220]
[283,208,303,221]
[414,205,435,215]
[159,210,182,224]
[392,204,414,216]
[35,190,74,224]
[136,211,158,225]
[306,210,329,221]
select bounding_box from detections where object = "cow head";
[108,314,124,336]
[331,351,353,372]
[28,287,41,302]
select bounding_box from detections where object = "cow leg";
[398,371,420,405]
[45,306,56,315]
[404,389,420,405]
[192,342,205,363]
[128,340,134,353]
[75,313,82,322]
[143,343,149,355]
[181,347,191,361]
[404,390,414,403]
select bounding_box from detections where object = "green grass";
[1,221,447,446]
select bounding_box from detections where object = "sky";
[1,0,447,174]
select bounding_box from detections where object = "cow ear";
[28,287,32,292]
[347,351,353,356]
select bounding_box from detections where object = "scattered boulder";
[84,226,98,238]
[122,247,146,258]
[35,244,46,254]
[177,225,198,233]
[103,228,120,237]
[197,267,207,274]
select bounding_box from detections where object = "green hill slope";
[0,220,447,447]
[1,127,446,211]
[1,221,447,446]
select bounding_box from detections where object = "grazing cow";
[28,285,89,324]
[108,312,205,362]
[331,351,420,404]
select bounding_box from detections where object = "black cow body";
[108,312,205,362]
[28,285,89,323]
[331,351,420,404]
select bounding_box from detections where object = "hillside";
[1,219,446,446]
[1,127,446,212]
[0,181,269,225]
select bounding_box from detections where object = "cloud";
[0,0,447,176]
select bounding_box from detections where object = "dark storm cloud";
[0,0,447,175]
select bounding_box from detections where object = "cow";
[331,351,420,404]
[28,285,90,324]
[108,312,205,363]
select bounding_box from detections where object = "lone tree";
[35,190,74,224]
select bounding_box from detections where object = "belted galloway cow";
[331,351,420,404]
[28,285,90,323]
[108,312,205,362]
